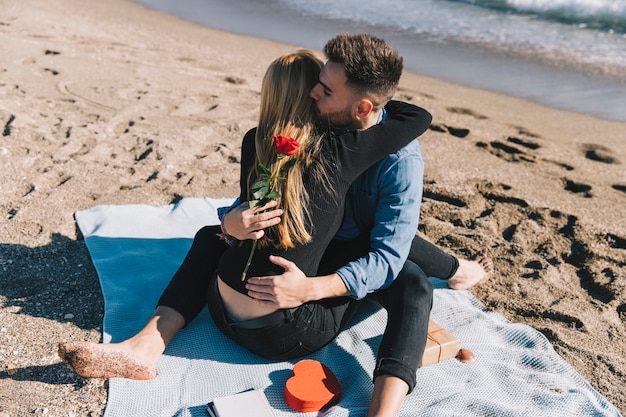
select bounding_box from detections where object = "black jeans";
[158,226,455,392]
[407,234,459,280]
[314,236,434,393]
[158,225,228,324]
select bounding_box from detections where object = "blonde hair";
[250,49,328,249]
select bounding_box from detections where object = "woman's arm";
[238,128,257,202]
[335,100,431,181]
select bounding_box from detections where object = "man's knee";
[396,262,434,298]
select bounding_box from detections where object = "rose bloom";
[273,135,300,156]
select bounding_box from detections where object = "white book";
[206,389,275,417]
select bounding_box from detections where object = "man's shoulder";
[363,140,422,183]
[384,139,422,161]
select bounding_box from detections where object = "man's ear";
[355,99,374,120]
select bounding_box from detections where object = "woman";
[57,48,430,377]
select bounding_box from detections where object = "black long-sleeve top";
[217,100,432,295]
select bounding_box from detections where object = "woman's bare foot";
[58,306,185,380]
[58,341,158,380]
[448,254,493,291]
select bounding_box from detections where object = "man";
[59,34,490,417]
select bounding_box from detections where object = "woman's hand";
[222,200,283,241]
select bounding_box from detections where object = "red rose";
[273,135,300,156]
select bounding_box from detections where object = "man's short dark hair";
[323,33,403,107]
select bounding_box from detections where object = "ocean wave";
[450,0,626,32]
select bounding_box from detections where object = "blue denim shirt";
[334,108,423,298]
[218,108,424,299]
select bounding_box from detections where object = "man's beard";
[316,105,360,131]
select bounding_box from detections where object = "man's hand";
[246,256,352,308]
[245,256,312,308]
[222,200,283,241]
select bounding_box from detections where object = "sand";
[1,0,624,415]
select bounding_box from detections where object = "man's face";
[309,61,359,130]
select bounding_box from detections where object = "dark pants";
[158,226,457,392]
[158,225,228,324]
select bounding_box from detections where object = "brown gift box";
[420,319,459,367]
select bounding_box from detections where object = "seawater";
[135,0,626,122]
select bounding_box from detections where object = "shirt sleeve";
[336,141,424,299]
[217,197,240,221]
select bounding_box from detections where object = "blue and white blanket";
[74,197,622,417]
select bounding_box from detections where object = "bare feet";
[447,254,493,291]
[58,341,157,380]
[58,306,185,380]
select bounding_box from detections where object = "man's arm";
[335,141,423,298]
[245,256,350,308]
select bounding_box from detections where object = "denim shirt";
[218,108,424,299]
[334,109,423,298]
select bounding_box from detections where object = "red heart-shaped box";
[284,359,342,412]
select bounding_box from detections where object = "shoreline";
[134,0,626,123]
[1,0,625,415]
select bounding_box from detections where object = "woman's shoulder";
[243,127,257,140]
[241,127,257,148]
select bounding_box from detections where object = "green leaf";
[252,188,268,200]
[249,199,260,208]
[251,177,268,189]
[257,163,272,176]
[265,190,280,200]
[251,179,269,199]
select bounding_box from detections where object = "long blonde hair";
[250,49,326,249]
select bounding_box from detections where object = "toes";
[56,341,158,380]
[479,254,494,274]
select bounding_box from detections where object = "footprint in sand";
[618,304,626,326]
[605,233,626,250]
[563,178,592,198]
[512,126,541,138]
[134,144,153,162]
[582,143,620,164]
[514,307,585,331]
[476,138,537,163]
[475,124,546,163]
[447,107,487,120]
[396,87,435,101]
[7,207,19,219]
[547,161,575,171]
[527,208,618,304]
[429,123,470,138]
[3,114,15,136]
[224,75,246,85]
[421,189,468,208]
[611,184,626,195]
[507,136,541,150]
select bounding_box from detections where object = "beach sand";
[1,0,625,415]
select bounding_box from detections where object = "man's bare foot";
[448,254,493,291]
[58,341,157,380]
